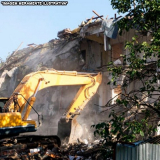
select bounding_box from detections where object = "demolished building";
[0,12,152,142]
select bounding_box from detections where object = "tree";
[93,0,160,147]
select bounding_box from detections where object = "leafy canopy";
[93,0,160,145]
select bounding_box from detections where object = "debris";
[92,10,104,20]
[0,136,113,159]
[101,18,119,39]
[86,16,94,25]
[83,139,89,145]
[27,43,36,47]
[12,42,23,56]
[57,28,71,38]
[86,16,104,21]
[113,59,122,65]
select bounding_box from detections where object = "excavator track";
[0,135,61,159]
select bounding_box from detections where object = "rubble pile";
[0,138,113,160]
[60,140,113,160]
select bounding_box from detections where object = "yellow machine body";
[0,69,102,141]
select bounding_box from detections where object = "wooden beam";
[92,10,104,20]
[86,15,103,21]
[86,16,94,24]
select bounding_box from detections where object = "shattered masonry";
[0,11,152,159]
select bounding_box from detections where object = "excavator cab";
[0,97,37,138]
[0,97,9,113]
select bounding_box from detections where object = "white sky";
[0,0,121,61]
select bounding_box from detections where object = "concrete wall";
[0,38,109,140]
[0,25,153,140]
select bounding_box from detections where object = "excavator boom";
[0,69,102,142]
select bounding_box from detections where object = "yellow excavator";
[0,69,102,143]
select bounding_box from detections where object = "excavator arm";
[1,69,102,141]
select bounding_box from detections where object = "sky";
[0,0,121,61]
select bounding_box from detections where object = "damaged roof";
[57,10,121,43]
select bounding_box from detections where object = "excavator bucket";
[57,118,83,143]
[57,118,71,142]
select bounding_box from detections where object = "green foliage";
[92,110,156,143]
[92,109,157,158]
[93,0,160,154]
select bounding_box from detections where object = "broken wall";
[80,39,111,103]
[0,19,153,140]
[0,37,104,140]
